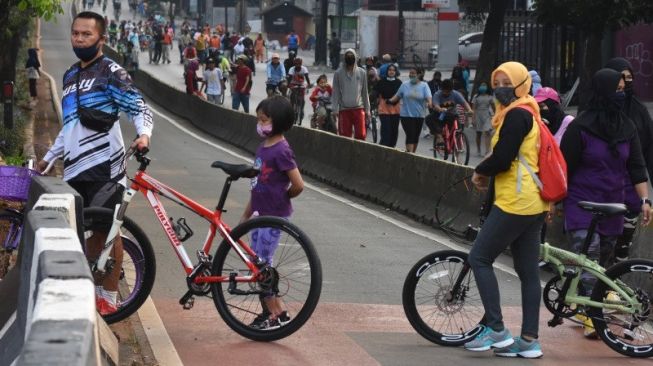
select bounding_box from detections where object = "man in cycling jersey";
[287,57,311,115]
[36,11,153,316]
[429,78,472,134]
[287,57,311,90]
[266,53,286,97]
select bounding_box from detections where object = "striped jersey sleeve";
[44,56,153,184]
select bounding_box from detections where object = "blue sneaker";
[464,326,514,351]
[493,336,543,358]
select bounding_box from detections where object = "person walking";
[471,82,494,157]
[463,61,548,358]
[327,32,341,70]
[201,58,225,105]
[604,57,653,264]
[232,54,252,113]
[254,33,266,63]
[331,48,370,140]
[386,68,432,152]
[427,70,442,95]
[161,27,172,64]
[373,64,402,147]
[560,68,651,338]
[36,11,153,316]
[25,48,41,104]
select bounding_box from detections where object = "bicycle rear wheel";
[434,175,486,242]
[83,207,156,324]
[589,259,653,358]
[403,250,485,346]
[211,216,322,341]
[451,131,470,165]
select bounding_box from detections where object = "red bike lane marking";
[148,298,650,365]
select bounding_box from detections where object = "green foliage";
[534,0,653,35]
[460,0,489,24]
[17,0,64,21]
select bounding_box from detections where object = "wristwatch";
[642,198,652,206]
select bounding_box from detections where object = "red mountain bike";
[84,149,322,341]
[428,108,470,165]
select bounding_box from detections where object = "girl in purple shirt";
[240,96,305,330]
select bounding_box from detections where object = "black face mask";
[540,109,551,123]
[345,56,355,65]
[73,38,102,62]
[493,76,528,106]
[612,91,627,109]
[624,80,634,97]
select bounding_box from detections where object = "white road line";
[147,104,521,279]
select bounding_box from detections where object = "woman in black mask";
[605,57,653,264]
[533,87,574,144]
[560,68,651,337]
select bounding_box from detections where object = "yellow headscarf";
[490,61,540,129]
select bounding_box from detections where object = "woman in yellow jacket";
[464,62,548,358]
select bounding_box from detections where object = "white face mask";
[387,77,395,81]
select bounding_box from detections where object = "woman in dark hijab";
[25,48,41,101]
[604,57,653,263]
[560,68,651,337]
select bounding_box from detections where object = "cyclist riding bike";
[428,79,473,136]
[287,57,311,91]
[266,53,286,97]
[309,74,333,130]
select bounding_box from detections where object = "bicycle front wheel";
[451,131,470,165]
[211,216,322,341]
[589,259,653,358]
[402,250,485,346]
[0,209,23,279]
[83,207,156,324]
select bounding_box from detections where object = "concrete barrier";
[0,177,102,365]
[102,46,653,261]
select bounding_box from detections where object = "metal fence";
[498,10,579,95]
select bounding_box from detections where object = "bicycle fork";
[94,187,137,273]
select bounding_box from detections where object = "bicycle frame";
[96,163,261,286]
[540,243,642,314]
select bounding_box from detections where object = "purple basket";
[0,166,40,202]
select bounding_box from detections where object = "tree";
[459,0,510,96]
[0,0,62,85]
[534,0,653,110]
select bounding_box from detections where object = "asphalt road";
[36,3,652,365]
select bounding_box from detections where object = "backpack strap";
[517,153,543,193]
[514,105,543,193]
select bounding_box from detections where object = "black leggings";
[400,117,424,145]
[379,114,400,147]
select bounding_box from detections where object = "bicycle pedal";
[182,296,195,310]
[547,316,563,327]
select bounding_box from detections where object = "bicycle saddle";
[577,201,627,216]
[211,161,259,179]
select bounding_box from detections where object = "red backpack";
[516,105,568,202]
